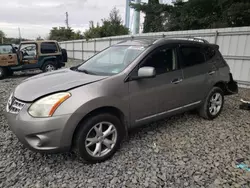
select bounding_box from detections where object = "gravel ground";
[0,60,250,188]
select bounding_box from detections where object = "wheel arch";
[40,56,57,67]
[214,81,227,94]
[71,106,128,149]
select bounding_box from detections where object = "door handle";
[171,78,183,84]
[208,71,215,75]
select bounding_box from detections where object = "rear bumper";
[225,73,238,95]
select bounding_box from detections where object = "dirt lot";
[0,60,250,188]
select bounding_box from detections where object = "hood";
[14,68,107,102]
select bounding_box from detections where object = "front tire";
[74,113,124,163]
[198,87,224,120]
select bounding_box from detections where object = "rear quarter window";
[204,46,216,61]
[41,42,58,54]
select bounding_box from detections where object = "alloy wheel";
[45,64,55,72]
[85,122,117,158]
[209,92,222,116]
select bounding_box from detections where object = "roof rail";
[186,37,209,44]
[166,37,209,44]
[152,38,164,44]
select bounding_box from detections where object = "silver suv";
[4,38,238,163]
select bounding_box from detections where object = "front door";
[19,43,38,68]
[128,44,184,126]
[0,45,18,66]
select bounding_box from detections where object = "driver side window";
[20,44,37,59]
[140,46,178,75]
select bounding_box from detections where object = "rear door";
[178,43,217,105]
[0,45,18,66]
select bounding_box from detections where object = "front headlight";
[28,92,71,118]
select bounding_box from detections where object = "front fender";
[53,76,129,147]
[58,96,129,148]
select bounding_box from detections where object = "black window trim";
[126,43,181,82]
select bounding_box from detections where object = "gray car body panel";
[14,68,108,102]
[4,38,237,153]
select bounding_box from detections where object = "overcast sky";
[0,0,172,39]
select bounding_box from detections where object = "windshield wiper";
[76,68,96,75]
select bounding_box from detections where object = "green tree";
[167,0,222,31]
[73,30,84,40]
[84,21,102,39]
[0,30,5,44]
[131,0,171,33]
[131,0,250,32]
[84,7,129,39]
[36,35,44,40]
[221,1,250,27]
[48,27,83,41]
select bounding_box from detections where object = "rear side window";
[204,46,216,60]
[41,42,58,54]
[180,46,206,67]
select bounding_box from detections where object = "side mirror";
[131,66,156,80]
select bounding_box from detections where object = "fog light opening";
[26,135,49,148]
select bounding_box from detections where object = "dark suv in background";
[5,37,238,163]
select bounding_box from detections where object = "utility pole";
[125,0,131,29]
[132,0,141,35]
[65,12,69,29]
[18,27,22,43]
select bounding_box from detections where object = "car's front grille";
[9,99,25,114]
[6,94,26,114]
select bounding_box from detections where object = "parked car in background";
[0,40,67,79]
[4,37,238,163]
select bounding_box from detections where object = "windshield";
[77,45,146,76]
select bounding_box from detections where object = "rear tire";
[198,87,224,120]
[42,61,57,72]
[0,67,8,80]
[74,113,124,163]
